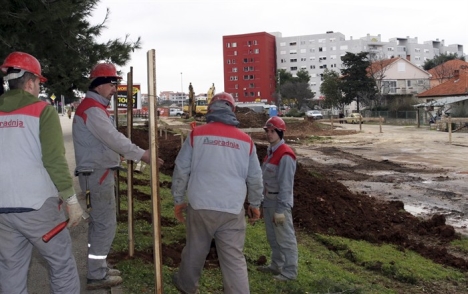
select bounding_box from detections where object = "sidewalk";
[27,114,117,294]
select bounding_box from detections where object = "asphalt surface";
[27,114,115,294]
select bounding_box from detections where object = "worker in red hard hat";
[257,116,298,281]
[73,62,164,290]
[0,52,82,293]
[171,91,263,293]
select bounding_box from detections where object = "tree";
[0,0,141,102]
[275,68,314,109]
[340,52,377,112]
[423,53,465,71]
[319,69,345,110]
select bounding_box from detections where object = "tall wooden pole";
[127,69,135,256]
[147,49,163,293]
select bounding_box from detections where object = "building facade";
[223,31,465,102]
[222,32,277,104]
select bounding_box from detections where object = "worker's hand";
[65,195,84,228]
[247,206,261,225]
[273,213,285,226]
[140,150,151,164]
[174,203,188,223]
[157,157,164,167]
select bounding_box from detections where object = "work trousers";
[175,205,249,294]
[0,197,80,294]
[263,207,298,279]
[79,168,116,280]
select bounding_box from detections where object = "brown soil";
[113,113,468,275]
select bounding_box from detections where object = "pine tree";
[0,0,141,102]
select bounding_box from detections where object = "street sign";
[50,94,56,101]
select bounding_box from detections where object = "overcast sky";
[90,0,468,95]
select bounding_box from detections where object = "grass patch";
[109,164,467,293]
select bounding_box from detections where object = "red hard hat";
[89,63,122,79]
[1,52,47,82]
[264,116,286,132]
[209,92,236,111]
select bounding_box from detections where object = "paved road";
[27,113,111,294]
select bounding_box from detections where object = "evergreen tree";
[423,53,465,70]
[340,52,376,111]
[0,0,141,102]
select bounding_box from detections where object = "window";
[232,59,236,64]
[289,42,297,46]
[309,48,315,53]
[235,84,238,89]
[387,47,394,51]
[301,66,307,70]
[280,42,286,46]
[319,56,327,61]
[319,47,326,52]
[253,40,258,45]
[310,65,316,69]
[300,41,306,45]
[254,49,259,54]
[382,81,396,93]
[243,67,249,72]
[424,49,430,53]
[330,46,336,51]
[300,49,306,53]
[247,41,251,46]
[311,73,317,77]
[249,83,255,88]
[232,42,237,47]
[289,50,297,54]
[234,51,237,56]
[309,56,316,61]
[227,60,231,64]
[318,38,326,43]
[340,45,348,50]
[330,55,336,59]
[415,48,421,52]
[290,59,297,62]
[280,59,286,63]
[232,67,237,72]
[280,50,286,55]
[290,67,297,71]
[329,38,336,42]
[319,64,327,69]
[243,58,248,63]
[301,57,307,61]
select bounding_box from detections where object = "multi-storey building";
[223,31,465,102]
[222,32,277,104]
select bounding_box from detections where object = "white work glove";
[66,194,84,228]
[273,213,285,226]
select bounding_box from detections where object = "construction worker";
[171,92,264,294]
[72,62,164,290]
[257,116,298,281]
[0,52,83,293]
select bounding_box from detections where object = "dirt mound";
[117,116,467,272]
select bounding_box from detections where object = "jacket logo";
[203,137,239,149]
[0,119,24,128]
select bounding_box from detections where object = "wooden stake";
[127,69,135,257]
[147,49,163,293]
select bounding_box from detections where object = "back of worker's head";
[1,52,47,90]
[88,63,122,90]
[208,92,236,112]
[263,116,286,139]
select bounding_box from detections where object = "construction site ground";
[152,110,468,274]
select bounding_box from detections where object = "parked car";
[345,113,363,124]
[305,110,323,119]
[170,108,184,116]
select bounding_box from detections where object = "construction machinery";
[182,83,215,119]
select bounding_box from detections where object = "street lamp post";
[180,72,184,108]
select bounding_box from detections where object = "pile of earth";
[115,117,468,272]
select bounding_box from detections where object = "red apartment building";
[223,32,277,104]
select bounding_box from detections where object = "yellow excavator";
[182,83,215,119]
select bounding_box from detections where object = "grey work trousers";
[263,207,298,279]
[175,205,249,294]
[0,197,80,294]
[79,168,116,280]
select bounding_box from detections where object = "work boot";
[256,265,280,275]
[273,274,291,281]
[107,267,121,276]
[86,275,123,290]
[172,273,199,294]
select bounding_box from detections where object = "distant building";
[223,31,465,101]
[223,32,277,104]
